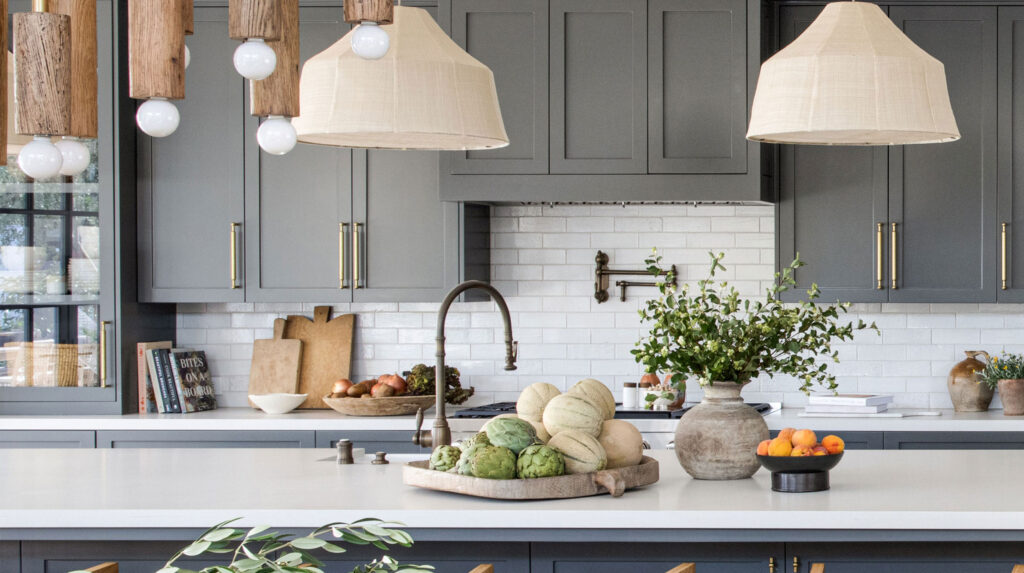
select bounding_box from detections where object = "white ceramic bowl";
[249,393,307,415]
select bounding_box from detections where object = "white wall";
[178,204,1018,410]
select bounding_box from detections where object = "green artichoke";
[458,432,491,453]
[456,442,488,475]
[469,446,517,479]
[516,445,566,478]
[484,417,538,455]
[429,445,461,472]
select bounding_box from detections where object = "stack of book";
[804,393,893,414]
[137,341,217,414]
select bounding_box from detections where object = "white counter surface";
[1,448,1022,532]
[2,406,1024,433]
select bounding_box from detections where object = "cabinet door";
[351,150,461,302]
[96,430,315,448]
[447,0,548,174]
[883,431,1024,450]
[533,543,782,573]
[0,430,95,448]
[244,8,352,303]
[648,0,746,174]
[888,6,998,303]
[770,430,882,451]
[776,5,889,303]
[138,7,245,303]
[550,0,646,174]
[998,8,1024,300]
[789,543,1024,573]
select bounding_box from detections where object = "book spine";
[137,344,148,413]
[169,352,193,414]
[157,349,181,413]
[146,349,168,413]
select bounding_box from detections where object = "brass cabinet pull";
[99,321,111,388]
[339,223,348,289]
[1003,222,1009,290]
[876,222,884,289]
[769,557,776,573]
[230,222,241,289]
[793,556,799,573]
[890,222,898,290]
[353,222,361,289]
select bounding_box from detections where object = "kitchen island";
[4,449,1024,572]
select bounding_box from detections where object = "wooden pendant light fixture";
[250,0,299,155]
[48,0,96,139]
[183,0,193,68]
[128,0,185,138]
[229,0,282,80]
[344,0,393,25]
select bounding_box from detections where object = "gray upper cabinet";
[447,0,549,175]
[550,0,647,174]
[244,7,351,303]
[998,8,1024,301]
[888,6,997,303]
[776,5,889,304]
[138,7,246,303]
[648,0,747,174]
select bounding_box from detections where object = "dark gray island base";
[5,449,1024,572]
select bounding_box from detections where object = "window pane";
[0,308,26,385]
[33,191,65,211]
[33,214,65,295]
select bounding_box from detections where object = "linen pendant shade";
[746,1,960,146]
[292,6,508,150]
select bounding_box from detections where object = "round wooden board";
[322,394,436,416]
[402,456,660,500]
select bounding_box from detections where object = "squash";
[568,378,616,420]
[548,430,607,474]
[598,419,644,469]
[516,382,561,422]
[542,393,604,437]
[483,413,550,444]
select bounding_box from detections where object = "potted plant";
[978,353,1024,416]
[633,251,875,480]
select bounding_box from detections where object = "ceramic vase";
[947,350,993,412]
[999,379,1024,416]
[674,381,768,480]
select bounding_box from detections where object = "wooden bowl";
[322,394,436,416]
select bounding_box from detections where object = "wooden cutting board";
[281,306,355,409]
[247,320,303,408]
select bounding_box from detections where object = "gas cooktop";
[452,401,774,419]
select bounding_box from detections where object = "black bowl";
[756,451,844,474]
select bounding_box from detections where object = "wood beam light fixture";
[14,0,72,179]
[129,0,185,138]
[183,0,193,69]
[292,5,508,151]
[251,0,299,155]
[746,1,960,145]
[230,0,281,80]
[346,0,394,60]
[49,0,97,176]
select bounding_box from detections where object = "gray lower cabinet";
[96,430,315,448]
[789,543,1024,573]
[883,431,1024,450]
[769,430,883,451]
[532,543,783,573]
[138,6,246,303]
[315,430,429,454]
[0,430,95,448]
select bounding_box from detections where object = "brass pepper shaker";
[336,439,354,464]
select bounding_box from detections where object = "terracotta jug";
[947,350,993,412]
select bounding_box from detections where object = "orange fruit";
[767,436,793,456]
[811,445,829,456]
[777,427,796,442]
[791,445,813,457]
[822,435,845,454]
[791,429,818,448]
[756,439,771,456]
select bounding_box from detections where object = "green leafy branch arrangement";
[632,251,877,394]
[110,518,433,573]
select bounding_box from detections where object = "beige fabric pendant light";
[292,5,508,150]
[746,1,960,146]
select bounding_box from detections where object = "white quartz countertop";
[3,407,1024,433]
[2,448,1023,532]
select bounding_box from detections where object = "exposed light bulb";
[55,137,90,176]
[136,97,180,138]
[233,38,276,80]
[18,136,63,180]
[257,116,298,155]
[184,44,191,69]
[351,22,390,60]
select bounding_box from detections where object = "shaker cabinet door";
[775,5,889,303]
[550,0,647,174]
[447,0,548,175]
[887,6,998,303]
[138,7,246,303]
[997,8,1024,301]
[648,0,747,174]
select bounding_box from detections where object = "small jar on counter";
[622,382,638,409]
[638,381,653,409]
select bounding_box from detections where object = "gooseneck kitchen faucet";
[413,281,517,449]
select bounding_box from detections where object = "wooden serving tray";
[403,456,659,500]
[322,394,436,416]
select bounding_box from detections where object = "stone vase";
[674,381,769,480]
[947,350,993,413]
[998,379,1024,416]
